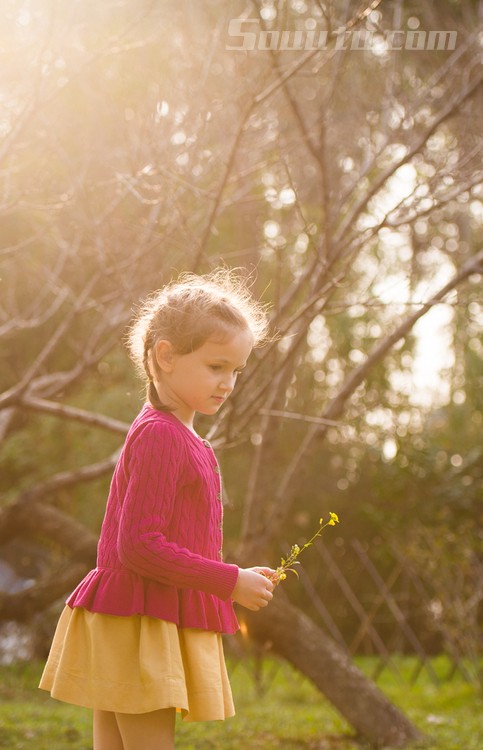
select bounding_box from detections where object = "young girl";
[39,269,276,750]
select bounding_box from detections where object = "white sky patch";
[263,220,280,239]
[156,100,169,118]
[373,272,410,306]
[410,303,455,407]
[362,160,416,228]
[279,187,296,206]
[307,315,331,362]
[371,242,457,408]
[382,437,398,461]
[384,172,412,214]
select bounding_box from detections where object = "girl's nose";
[220,373,236,392]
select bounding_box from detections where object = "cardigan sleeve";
[116,420,239,602]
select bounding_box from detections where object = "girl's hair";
[127,268,270,410]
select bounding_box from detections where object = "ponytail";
[147,380,171,412]
[142,341,170,412]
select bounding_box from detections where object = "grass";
[0,657,481,749]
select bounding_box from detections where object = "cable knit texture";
[67,405,240,634]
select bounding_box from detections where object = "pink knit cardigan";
[66,405,240,634]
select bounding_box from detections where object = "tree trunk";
[245,591,423,748]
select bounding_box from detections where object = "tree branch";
[333,74,483,249]
[191,100,257,272]
[0,277,99,410]
[264,248,483,540]
[0,450,121,511]
[0,564,90,622]
[252,0,385,106]
[18,396,130,435]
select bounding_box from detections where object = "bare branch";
[0,288,69,339]
[252,0,385,106]
[334,74,483,249]
[0,503,98,559]
[263,249,483,541]
[2,450,121,508]
[258,408,342,427]
[0,563,90,622]
[0,277,99,409]
[192,100,257,272]
[18,396,130,435]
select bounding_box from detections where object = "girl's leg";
[115,708,176,750]
[93,710,124,750]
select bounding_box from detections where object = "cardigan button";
[218,548,223,559]
[216,491,222,501]
[214,465,220,474]
[218,521,223,530]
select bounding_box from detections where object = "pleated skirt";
[39,606,235,722]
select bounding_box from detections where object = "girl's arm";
[116,421,239,601]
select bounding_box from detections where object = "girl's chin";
[200,401,224,414]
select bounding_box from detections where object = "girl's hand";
[231,567,276,611]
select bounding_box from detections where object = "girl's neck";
[168,408,196,434]
[148,403,199,438]
[174,413,197,436]
[151,379,197,432]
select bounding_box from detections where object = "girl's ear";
[154,340,175,373]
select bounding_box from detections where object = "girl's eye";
[209,365,243,376]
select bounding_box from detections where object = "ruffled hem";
[66,567,239,634]
[39,607,235,719]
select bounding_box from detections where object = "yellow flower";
[275,511,341,583]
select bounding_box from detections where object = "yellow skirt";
[39,606,235,722]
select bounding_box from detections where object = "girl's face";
[154,327,253,428]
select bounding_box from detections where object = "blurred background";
[0,0,481,746]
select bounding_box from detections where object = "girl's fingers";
[254,566,277,578]
[252,567,277,589]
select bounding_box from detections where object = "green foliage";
[0,657,481,750]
